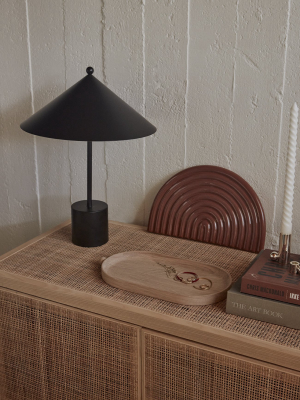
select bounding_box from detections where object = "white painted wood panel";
[273,0,300,252]
[26,0,71,233]
[0,0,40,255]
[230,0,290,249]
[64,0,107,207]
[2,0,300,255]
[103,0,145,225]
[186,0,236,169]
[144,0,188,222]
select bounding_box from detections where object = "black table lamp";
[20,67,156,247]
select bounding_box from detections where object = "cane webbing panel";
[0,222,299,351]
[144,333,300,400]
[0,290,139,400]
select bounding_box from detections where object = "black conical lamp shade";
[21,67,156,141]
[20,67,157,247]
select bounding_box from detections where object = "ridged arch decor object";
[148,165,266,253]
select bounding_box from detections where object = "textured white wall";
[1,0,300,255]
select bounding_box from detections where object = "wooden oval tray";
[101,251,232,305]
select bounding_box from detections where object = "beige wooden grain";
[142,329,300,378]
[101,251,231,305]
[0,267,299,372]
[0,221,299,374]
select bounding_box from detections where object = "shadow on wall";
[0,93,41,256]
[0,220,40,257]
[0,82,71,256]
[0,193,71,257]
[38,195,71,233]
[0,189,70,259]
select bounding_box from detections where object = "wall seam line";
[62,0,67,90]
[271,0,292,245]
[0,57,10,218]
[62,0,72,206]
[142,0,146,225]
[25,0,42,234]
[228,0,240,170]
[101,0,108,204]
[184,0,190,169]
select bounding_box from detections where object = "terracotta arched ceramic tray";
[101,251,232,305]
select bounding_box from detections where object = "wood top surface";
[0,220,299,374]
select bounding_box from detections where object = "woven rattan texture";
[0,222,299,350]
[144,333,300,400]
[0,290,139,400]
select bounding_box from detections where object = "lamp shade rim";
[20,73,157,142]
[20,122,157,142]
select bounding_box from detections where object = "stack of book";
[226,249,300,329]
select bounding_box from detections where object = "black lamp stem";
[71,140,108,247]
[87,141,92,209]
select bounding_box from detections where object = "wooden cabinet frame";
[1,221,300,399]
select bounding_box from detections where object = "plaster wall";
[1,0,300,255]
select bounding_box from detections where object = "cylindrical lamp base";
[71,200,108,247]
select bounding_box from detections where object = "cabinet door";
[0,289,140,400]
[143,330,300,400]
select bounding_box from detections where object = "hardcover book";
[226,274,300,330]
[240,249,300,305]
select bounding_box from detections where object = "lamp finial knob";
[86,67,94,75]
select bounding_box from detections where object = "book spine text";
[241,278,300,305]
[226,290,300,330]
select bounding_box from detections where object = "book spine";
[241,278,300,305]
[226,289,300,330]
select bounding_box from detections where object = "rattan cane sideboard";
[0,221,299,400]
